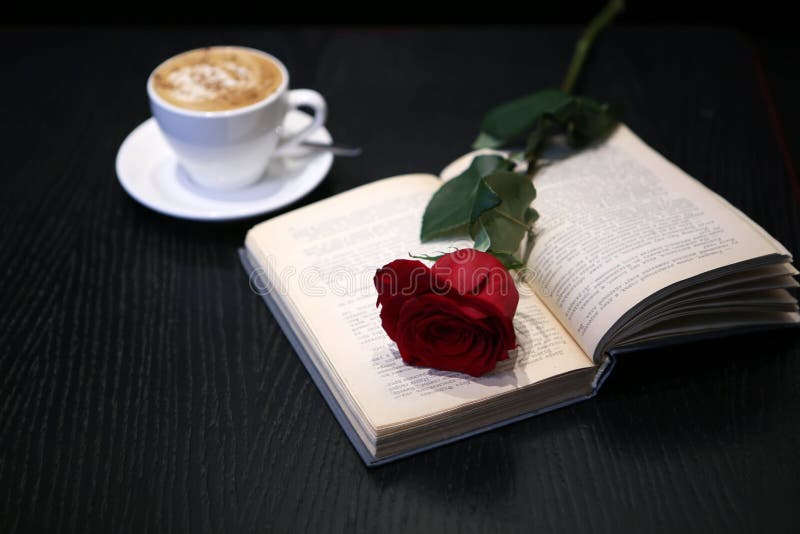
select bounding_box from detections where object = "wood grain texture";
[0,27,798,533]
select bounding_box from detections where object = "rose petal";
[374,259,431,305]
[374,259,432,340]
[393,292,516,376]
[431,249,519,319]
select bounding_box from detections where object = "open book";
[241,125,799,466]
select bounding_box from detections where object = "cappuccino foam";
[152,47,283,112]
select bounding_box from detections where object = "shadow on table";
[562,327,799,471]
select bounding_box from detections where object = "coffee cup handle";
[275,89,328,155]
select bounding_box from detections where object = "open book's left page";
[245,174,593,431]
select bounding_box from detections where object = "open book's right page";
[506,126,792,360]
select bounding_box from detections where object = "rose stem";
[560,0,626,95]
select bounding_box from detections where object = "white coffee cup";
[147,47,327,191]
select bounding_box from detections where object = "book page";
[521,126,792,359]
[245,174,593,430]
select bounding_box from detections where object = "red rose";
[374,249,519,377]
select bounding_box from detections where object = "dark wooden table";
[1,26,798,533]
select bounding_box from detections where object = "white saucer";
[116,110,333,221]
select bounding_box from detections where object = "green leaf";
[524,207,539,224]
[472,221,491,251]
[471,212,522,254]
[420,155,515,241]
[472,131,504,149]
[471,171,538,254]
[567,97,620,148]
[472,154,516,176]
[475,89,573,148]
[470,178,500,222]
[486,171,537,211]
[491,252,526,271]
